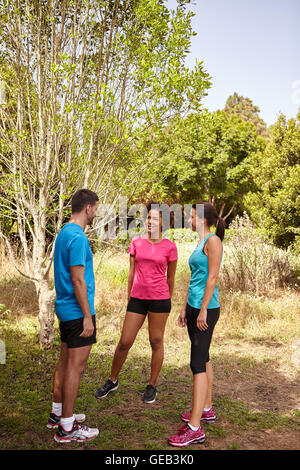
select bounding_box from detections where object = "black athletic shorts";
[186,303,220,374]
[59,315,97,348]
[127,297,171,315]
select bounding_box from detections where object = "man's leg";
[52,342,68,406]
[48,342,87,428]
[54,317,99,442]
[62,344,92,418]
[47,342,69,428]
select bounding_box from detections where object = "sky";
[166,0,300,126]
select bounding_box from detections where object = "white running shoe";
[54,421,99,443]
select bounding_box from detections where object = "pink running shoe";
[168,424,205,447]
[181,407,216,423]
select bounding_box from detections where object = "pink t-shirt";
[128,235,178,300]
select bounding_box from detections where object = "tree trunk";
[36,279,56,349]
[223,204,235,220]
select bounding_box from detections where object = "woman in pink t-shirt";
[95,204,178,404]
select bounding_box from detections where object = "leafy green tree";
[244,112,300,252]
[0,0,211,347]
[133,110,264,219]
[224,92,268,139]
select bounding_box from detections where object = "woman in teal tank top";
[187,231,222,310]
[168,202,225,448]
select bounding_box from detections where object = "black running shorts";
[127,297,171,315]
[59,315,97,348]
[186,303,220,374]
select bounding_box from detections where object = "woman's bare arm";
[127,254,135,301]
[167,260,177,299]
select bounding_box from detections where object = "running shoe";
[46,412,86,429]
[181,407,216,423]
[94,379,118,399]
[168,424,205,447]
[142,385,157,403]
[54,420,99,443]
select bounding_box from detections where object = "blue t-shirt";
[187,233,223,310]
[54,223,95,322]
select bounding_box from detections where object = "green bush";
[220,213,299,295]
[163,228,199,243]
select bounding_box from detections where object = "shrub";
[163,228,199,243]
[220,213,299,295]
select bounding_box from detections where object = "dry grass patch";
[0,243,299,450]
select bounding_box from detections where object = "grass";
[0,241,299,450]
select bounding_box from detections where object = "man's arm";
[70,265,94,337]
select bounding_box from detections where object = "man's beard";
[88,216,95,227]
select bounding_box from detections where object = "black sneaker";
[94,379,118,399]
[46,412,86,429]
[142,385,157,403]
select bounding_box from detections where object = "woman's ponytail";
[215,216,225,241]
[192,201,226,241]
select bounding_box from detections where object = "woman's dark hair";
[146,202,163,233]
[146,201,176,231]
[192,201,225,241]
[71,189,99,214]
[146,202,162,214]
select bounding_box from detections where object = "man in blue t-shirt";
[47,189,99,443]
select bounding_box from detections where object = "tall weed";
[220,214,299,296]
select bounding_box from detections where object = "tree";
[132,110,264,219]
[0,0,211,347]
[244,112,300,252]
[224,92,268,139]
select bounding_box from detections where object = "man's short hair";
[71,189,99,214]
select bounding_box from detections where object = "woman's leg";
[190,372,208,427]
[147,312,169,386]
[204,360,214,409]
[186,306,220,427]
[110,311,146,382]
[187,361,213,427]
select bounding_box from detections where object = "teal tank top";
[187,233,223,309]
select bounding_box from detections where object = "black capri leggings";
[186,303,220,374]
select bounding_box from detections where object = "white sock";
[52,402,62,416]
[60,415,75,432]
[188,423,200,431]
[204,407,211,412]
